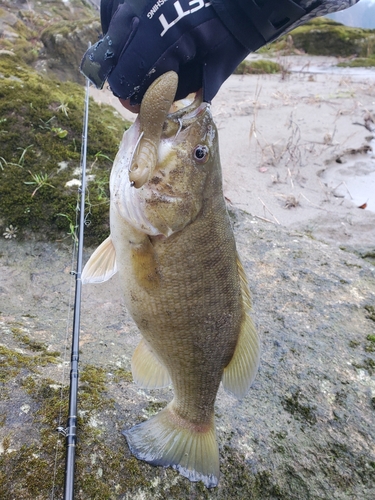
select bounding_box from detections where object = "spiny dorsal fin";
[131,338,171,389]
[81,236,117,284]
[222,255,260,398]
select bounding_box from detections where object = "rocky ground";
[1,1,375,498]
[1,205,375,499]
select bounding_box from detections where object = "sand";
[90,54,375,251]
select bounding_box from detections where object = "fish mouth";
[167,91,209,131]
[114,91,210,237]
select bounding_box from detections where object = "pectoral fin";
[222,256,260,398]
[81,236,117,284]
[131,339,171,389]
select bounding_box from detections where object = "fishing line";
[129,130,144,172]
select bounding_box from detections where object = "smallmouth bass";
[82,72,260,487]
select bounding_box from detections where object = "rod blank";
[63,75,90,500]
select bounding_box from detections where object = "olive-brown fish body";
[82,78,260,488]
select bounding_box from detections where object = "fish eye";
[193,145,209,164]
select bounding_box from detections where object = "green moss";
[112,367,133,384]
[0,351,154,499]
[40,19,101,84]
[314,441,375,491]
[0,0,98,70]
[79,365,115,413]
[365,335,375,353]
[11,328,58,355]
[364,305,375,322]
[261,19,375,58]
[343,261,362,269]
[338,56,375,67]
[0,344,59,385]
[287,19,375,57]
[349,340,360,348]
[281,389,317,425]
[234,59,283,75]
[144,400,168,417]
[0,55,129,246]
[352,358,375,375]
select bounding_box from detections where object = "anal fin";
[82,236,117,284]
[131,339,171,389]
[222,256,260,398]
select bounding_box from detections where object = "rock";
[40,20,102,84]
[0,207,374,498]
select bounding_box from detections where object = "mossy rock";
[338,55,375,68]
[0,53,129,246]
[286,18,375,57]
[234,59,283,75]
[259,19,375,58]
[40,19,101,84]
[0,0,100,76]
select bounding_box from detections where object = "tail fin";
[123,404,219,488]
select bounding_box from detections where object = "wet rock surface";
[1,207,374,499]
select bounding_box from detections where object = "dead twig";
[258,197,280,225]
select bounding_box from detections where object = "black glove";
[81,0,358,105]
[80,0,248,105]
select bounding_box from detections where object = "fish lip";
[167,95,209,124]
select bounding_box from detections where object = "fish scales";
[82,71,260,488]
[111,181,241,425]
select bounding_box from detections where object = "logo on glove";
[148,0,212,36]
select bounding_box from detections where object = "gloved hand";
[80,0,248,109]
[81,0,360,110]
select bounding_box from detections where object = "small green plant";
[94,152,113,163]
[38,116,55,130]
[24,171,55,197]
[51,127,68,139]
[17,144,34,167]
[38,117,68,138]
[0,156,22,170]
[234,59,283,75]
[56,213,78,243]
[56,101,70,116]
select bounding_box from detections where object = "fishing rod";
[57,75,90,500]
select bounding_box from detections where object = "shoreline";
[90,54,375,251]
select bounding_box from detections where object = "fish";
[82,72,260,488]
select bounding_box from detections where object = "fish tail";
[123,403,219,488]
